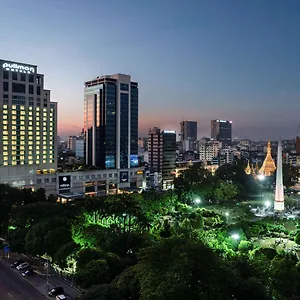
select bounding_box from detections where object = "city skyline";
[1,0,300,139]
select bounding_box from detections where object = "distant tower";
[259,141,276,176]
[245,160,251,175]
[274,139,284,211]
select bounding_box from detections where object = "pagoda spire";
[259,140,276,176]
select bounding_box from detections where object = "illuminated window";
[43,108,47,111]
[29,107,32,110]
[12,105,16,109]
[50,123,53,127]
[20,156,24,160]
[20,151,24,155]
[3,152,8,156]
[36,141,40,145]
[3,162,8,166]
[3,131,8,135]
[36,107,40,111]
[42,160,46,163]
[3,115,7,119]
[50,155,53,159]
[12,146,16,150]
[3,105,7,109]
[20,121,25,125]
[20,106,25,110]
[37,127,40,131]
[28,156,33,160]
[20,141,25,145]
[28,151,33,155]
[43,122,47,126]
[28,126,33,130]
[20,136,25,140]
[43,113,47,117]
[20,116,25,120]
[3,146,8,151]
[12,136,16,140]
[3,110,8,114]
[50,108,53,111]
[28,141,33,145]
[3,136,8,140]
[36,132,40,135]
[11,141,16,145]
[3,126,7,130]
[12,131,16,135]
[43,146,47,150]
[12,161,16,165]
[36,155,40,159]
[50,132,53,136]
[20,162,24,165]
[3,156,8,161]
[12,126,16,130]
[43,136,47,140]
[29,121,33,126]
[12,121,16,125]
[12,116,17,120]
[28,146,33,150]
[37,136,40,140]
[12,111,16,115]
[36,160,40,164]
[28,116,32,120]
[50,118,53,121]
[36,122,40,126]
[20,131,25,135]
[29,161,33,164]
[20,111,25,115]
[28,136,33,140]
[20,126,26,130]
[43,156,47,159]
[12,151,17,155]
[20,146,25,150]
[3,120,8,124]
[36,151,40,154]
[29,111,33,115]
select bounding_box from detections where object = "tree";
[136,236,235,300]
[75,259,110,289]
[213,181,239,202]
[79,284,124,300]
[283,164,299,188]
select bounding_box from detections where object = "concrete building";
[199,140,221,162]
[68,136,77,152]
[0,59,57,184]
[148,128,176,189]
[84,74,138,170]
[211,119,232,144]
[180,121,197,152]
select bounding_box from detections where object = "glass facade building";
[211,119,232,145]
[84,74,138,170]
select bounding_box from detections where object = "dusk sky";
[0,0,299,140]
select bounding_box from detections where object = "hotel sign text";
[2,62,35,74]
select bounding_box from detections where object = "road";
[0,260,46,300]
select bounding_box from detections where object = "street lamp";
[265,200,271,208]
[258,174,265,181]
[194,198,201,204]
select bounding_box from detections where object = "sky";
[0,0,299,140]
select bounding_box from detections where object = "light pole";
[225,212,229,222]
[194,198,201,205]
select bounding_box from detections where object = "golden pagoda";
[259,141,276,176]
[245,160,251,175]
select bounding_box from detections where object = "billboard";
[59,175,71,189]
[120,171,129,183]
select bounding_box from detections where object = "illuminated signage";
[2,62,35,74]
[120,171,129,183]
[59,175,71,189]
[163,130,176,134]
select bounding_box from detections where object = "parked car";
[16,262,30,270]
[10,260,25,268]
[22,269,35,277]
[48,287,64,297]
[56,295,66,300]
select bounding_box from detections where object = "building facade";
[199,140,221,162]
[211,119,232,144]
[84,74,138,170]
[180,121,197,152]
[0,59,57,181]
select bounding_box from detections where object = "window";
[120,83,129,91]
[20,73,26,81]
[37,179,42,184]
[37,86,41,95]
[12,72,18,80]
[51,178,56,183]
[3,71,9,79]
[12,83,25,93]
[72,176,77,180]
[29,85,34,94]
[29,74,34,83]
[44,178,49,183]
[3,82,8,92]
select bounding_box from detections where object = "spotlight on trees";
[231,233,240,240]
[225,212,229,217]
[258,174,265,181]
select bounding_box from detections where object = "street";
[0,260,46,300]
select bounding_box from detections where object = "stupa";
[259,141,276,176]
[245,160,251,175]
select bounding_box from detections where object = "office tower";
[84,74,138,169]
[211,119,232,144]
[296,136,300,155]
[180,121,197,152]
[148,128,176,189]
[162,130,177,188]
[0,59,57,176]
[68,136,77,151]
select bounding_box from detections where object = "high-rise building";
[148,128,176,189]
[180,121,197,152]
[0,59,57,178]
[211,119,232,144]
[296,136,300,155]
[84,74,138,169]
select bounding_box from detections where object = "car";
[22,269,35,277]
[56,295,66,300]
[48,287,64,297]
[16,262,30,270]
[10,260,25,268]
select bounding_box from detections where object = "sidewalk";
[2,255,81,299]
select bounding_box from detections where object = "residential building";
[0,59,57,183]
[211,119,232,144]
[199,140,221,162]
